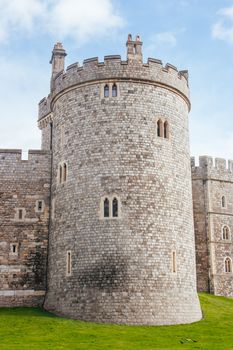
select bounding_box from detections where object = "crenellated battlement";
[51,55,189,95]
[38,49,190,121]
[38,95,52,121]
[191,156,233,181]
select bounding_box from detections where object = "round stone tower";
[38,36,202,325]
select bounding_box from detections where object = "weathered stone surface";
[8,34,233,324]
[192,156,233,297]
[0,149,51,306]
[39,37,201,325]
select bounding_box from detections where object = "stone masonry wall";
[0,149,51,306]
[192,156,233,297]
[191,157,210,292]
[42,53,201,325]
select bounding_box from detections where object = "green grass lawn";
[0,293,232,350]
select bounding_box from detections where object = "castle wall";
[191,163,209,292]
[0,149,51,306]
[2,37,233,321]
[192,156,233,297]
[41,124,52,150]
[41,54,201,325]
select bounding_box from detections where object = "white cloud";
[212,22,233,44]
[218,6,233,19]
[145,29,186,57]
[47,0,124,44]
[212,6,233,44]
[0,0,124,44]
[152,32,177,47]
[0,0,45,42]
[145,31,177,56]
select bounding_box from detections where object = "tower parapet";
[38,35,190,123]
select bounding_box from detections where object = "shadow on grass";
[0,306,57,318]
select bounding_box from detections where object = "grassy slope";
[0,293,233,350]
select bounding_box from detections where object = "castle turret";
[50,42,67,88]
[39,35,201,325]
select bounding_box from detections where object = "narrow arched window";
[225,257,232,273]
[59,165,62,183]
[104,84,109,98]
[157,120,162,137]
[104,198,110,217]
[63,163,67,182]
[223,226,230,240]
[222,196,226,208]
[112,197,118,217]
[66,251,71,276]
[172,251,176,273]
[157,119,164,137]
[112,84,117,97]
[164,121,169,139]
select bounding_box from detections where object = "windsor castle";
[0,35,232,325]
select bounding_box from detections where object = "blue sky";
[1,0,233,161]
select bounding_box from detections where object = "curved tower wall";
[38,39,202,325]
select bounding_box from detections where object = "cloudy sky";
[0,0,233,162]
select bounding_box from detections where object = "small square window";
[15,208,25,221]
[18,209,23,220]
[10,243,18,254]
[36,200,44,213]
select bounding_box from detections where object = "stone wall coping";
[0,149,51,162]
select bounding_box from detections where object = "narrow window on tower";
[104,84,109,98]
[51,198,56,220]
[157,119,163,137]
[223,226,230,240]
[225,257,232,273]
[112,83,117,97]
[221,196,226,208]
[164,121,169,139]
[104,198,110,218]
[112,197,118,217]
[61,125,64,148]
[59,165,62,184]
[66,251,72,276]
[63,163,67,182]
[172,251,177,273]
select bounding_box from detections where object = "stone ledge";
[0,290,45,296]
